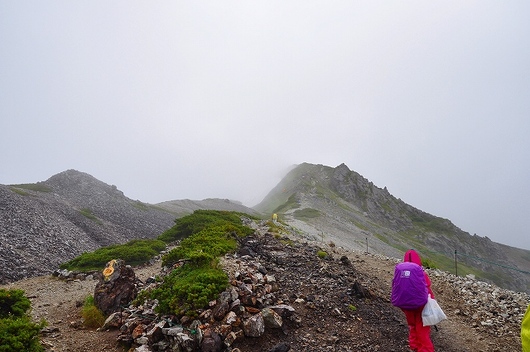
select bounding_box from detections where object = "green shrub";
[267,220,282,233]
[81,296,105,328]
[158,210,254,244]
[70,210,255,319]
[0,289,31,318]
[0,316,45,352]
[422,258,438,269]
[162,224,238,267]
[317,250,328,259]
[0,289,45,352]
[152,266,228,317]
[60,239,166,271]
[150,211,255,317]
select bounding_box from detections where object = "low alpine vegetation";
[151,266,229,317]
[0,289,46,352]
[60,239,166,272]
[10,183,52,193]
[81,295,105,328]
[147,210,255,317]
[293,207,321,220]
[158,209,254,243]
[79,208,101,223]
[317,250,328,259]
[60,210,256,319]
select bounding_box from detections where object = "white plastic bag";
[422,295,447,326]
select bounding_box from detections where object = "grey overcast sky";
[1,1,529,250]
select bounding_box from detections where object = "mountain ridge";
[1,164,529,293]
[254,162,530,293]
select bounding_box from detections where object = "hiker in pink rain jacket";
[401,249,435,352]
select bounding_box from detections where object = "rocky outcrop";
[94,259,139,316]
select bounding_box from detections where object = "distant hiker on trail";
[522,305,530,351]
[391,249,435,352]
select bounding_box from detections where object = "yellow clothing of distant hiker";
[522,305,530,351]
[272,213,278,222]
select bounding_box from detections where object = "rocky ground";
[0,263,162,352]
[1,222,527,352]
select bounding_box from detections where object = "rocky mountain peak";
[334,162,351,174]
[255,162,530,294]
[44,169,124,198]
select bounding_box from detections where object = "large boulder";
[94,259,138,316]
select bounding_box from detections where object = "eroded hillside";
[0,170,176,283]
[0,170,262,284]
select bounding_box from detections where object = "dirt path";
[346,249,496,351]
[1,242,521,351]
[0,263,161,352]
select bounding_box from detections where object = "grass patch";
[373,233,390,245]
[350,219,370,231]
[267,220,282,233]
[10,188,30,196]
[151,266,229,317]
[280,238,294,247]
[81,296,105,328]
[380,201,393,213]
[161,224,239,267]
[409,212,454,235]
[79,208,102,224]
[293,208,321,220]
[132,201,150,211]
[10,183,52,193]
[60,239,166,272]
[158,210,255,244]
[422,258,438,269]
[62,210,256,319]
[272,194,299,215]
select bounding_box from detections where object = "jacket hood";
[404,249,422,266]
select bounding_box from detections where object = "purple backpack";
[391,262,428,310]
